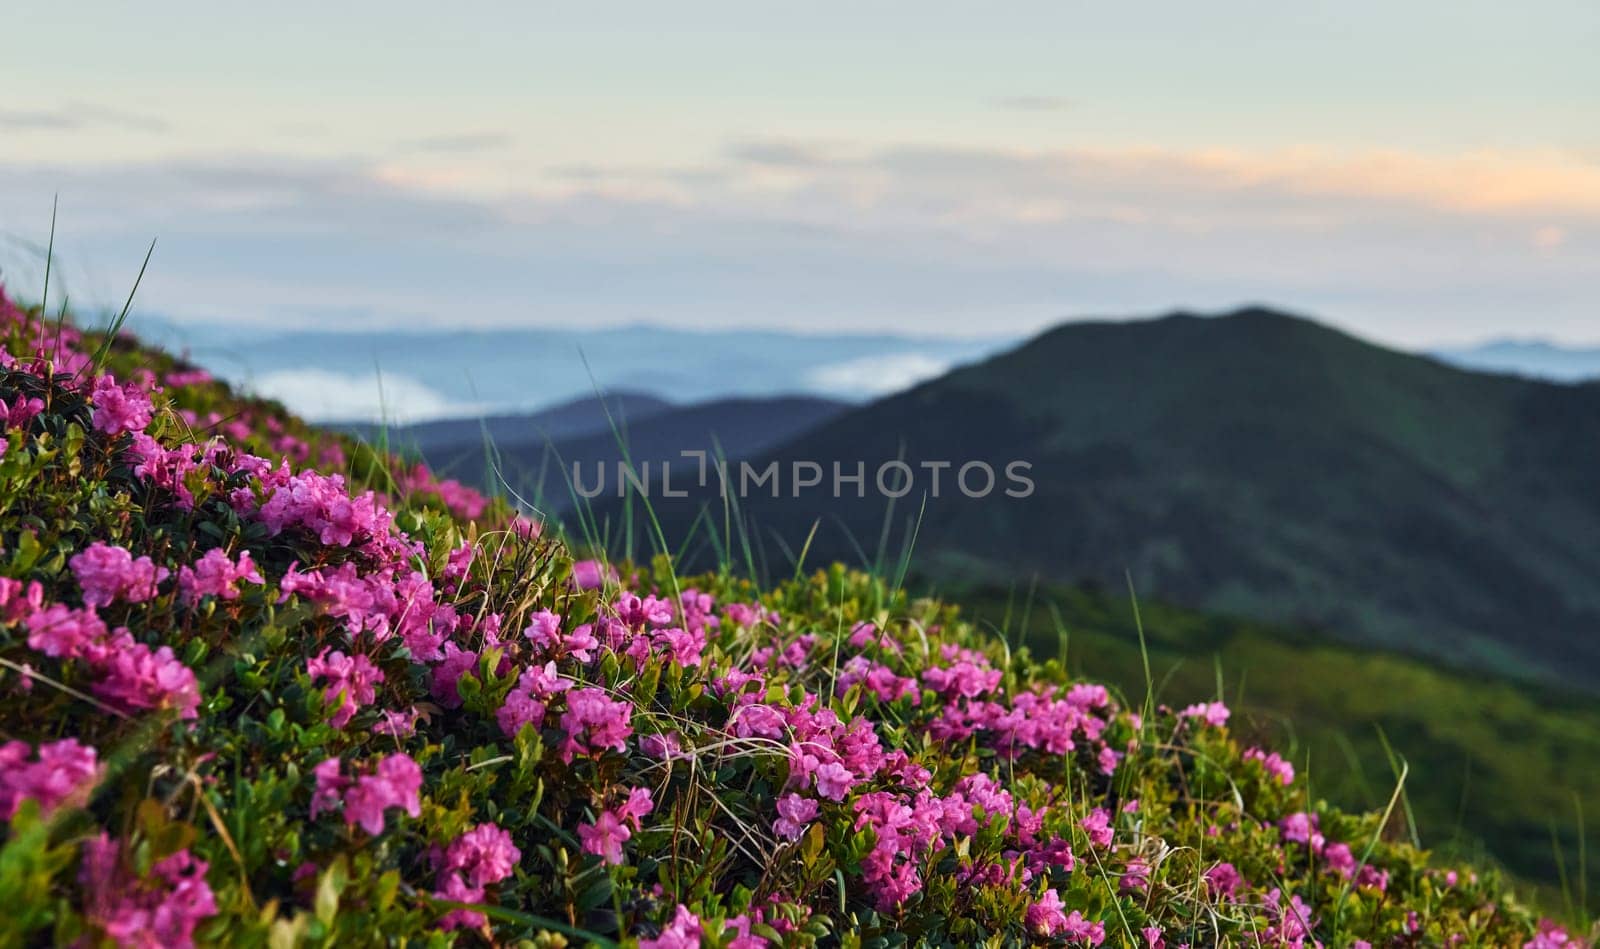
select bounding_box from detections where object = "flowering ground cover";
[0,288,1587,946]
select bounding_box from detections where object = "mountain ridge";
[631,306,1600,689]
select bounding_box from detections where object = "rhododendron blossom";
[1181,700,1231,727]
[311,754,422,835]
[433,821,521,930]
[90,373,155,436]
[70,542,169,607]
[773,792,820,841]
[78,835,217,949]
[0,738,99,818]
[1244,746,1296,786]
[177,548,263,603]
[1026,888,1069,936]
[306,648,385,727]
[639,905,704,949]
[558,687,633,762]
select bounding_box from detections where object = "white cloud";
[3,138,1599,346]
[247,369,479,423]
[805,352,954,397]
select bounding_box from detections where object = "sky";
[2,1,1598,347]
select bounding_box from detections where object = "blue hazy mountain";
[142,317,1005,422]
[1433,339,1600,382]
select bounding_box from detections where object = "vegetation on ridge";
[0,290,1588,946]
[634,307,1600,692]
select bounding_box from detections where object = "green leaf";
[315,854,349,926]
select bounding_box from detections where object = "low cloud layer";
[247,368,483,423]
[805,353,956,397]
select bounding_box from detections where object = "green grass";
[956,579,1600,913]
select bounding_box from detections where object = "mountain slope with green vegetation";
[644,307,1600,691]
[954,581,1600,906]
[1,290,1590,945]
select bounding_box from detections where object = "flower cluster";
[19,589,200,718]
[0,737,99,818]
[578,787,654,865]
[310,754,423,835]
[434,822,521,930]
[79,835,217,949]
[176,548,263,603]
[70,543,169,607]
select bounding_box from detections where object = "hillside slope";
[337,390,674,453]
[646,308,1600,689]
[1,291,1584,945]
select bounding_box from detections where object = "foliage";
[0,292,1588,946]
[960,582,1600,913]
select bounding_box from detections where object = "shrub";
[0,289,1586,946]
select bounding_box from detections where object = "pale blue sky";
[2,1,1597,344]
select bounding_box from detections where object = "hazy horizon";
[4,1,1597,348]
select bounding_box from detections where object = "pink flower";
[578,789,654,866]
[1026,888,1069,935]
[1080,807,1114,848]
[1121,858,1151,891]
[1525,920,1577,948]
[443,543,475,581]
[0,577,43,623]
[1060,911,1107,946]
[92,642,202,719]
[163,368,213,388]
[321,753,422,835]
[433,871,488,931]
[90,373,155,436]
[70,543,170,607]
[24,602,109,659]
[572,559,605,589]
[1097,745,1121,776]
[1205,861,1244,900]
[654,626,706,667]
[1181,700,1231,728]
[1322,842,1356,877]
[1279,811,1324,852]
[433,478,487,520]
[1244,747,1295,786]
[641,732,684,759]
[79,835,217,949]
[617,787,655,829]
[1264,887,1316,944]
[177,548,263,603]
[523,610,562,651]
[496,661,571,737]
[640,905,703,949]
[1,393,45,430]
[305,648,385,728]
[0,738,99,818]
[429,643,479,710]
[813,762,854,801]
[442,823,521,888]
[309,758,347,819]
[921,653,1003,699]
[773,793,820,841]
[1143,925,1165,948]
[557,687,633,762]
[578,810,631,865]
[373,707,420,738]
